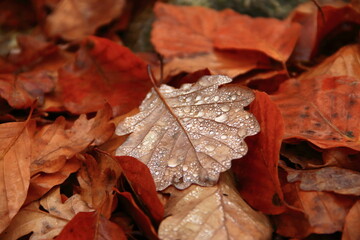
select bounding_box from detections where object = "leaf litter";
[1,0,360,239]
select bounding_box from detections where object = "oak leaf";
[232,91,286,214]
[0,187,93,240]
[272,44,360,150]
[116,75,259,190]
[158,173,272,240]
[45,0,125,40]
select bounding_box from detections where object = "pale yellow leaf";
[115,75,259,190]
[0,187,93,240]
[158,173,272,240]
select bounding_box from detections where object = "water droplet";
[209,131,214,135]
[182,165,188,171]
[238,128,247,137]
[221,105,230,112]
[195,96,202,101]
[231,95,237,101]
[186,97,192,102]
[204,97,210,101]
[155,171,160,175]
[168,158,179,167]
[213,96,220,101]
[205,145,215,152]
[220,135,227,140]
[183,106,191,113]
[197,100,204,105]
[197,111,204,117]
[240,148,245,152]
[199,78,209,86]
[146,92,152,99]
[182,84,191,90]
[236,90,242,95]
[183,118,190,122]
[215,114,228,123]
[245,115,250,119]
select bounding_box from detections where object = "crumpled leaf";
[77,151,122,218]
[45,0,125,40]
[56,211,126,240]
[115,75,259,190]
[284,166,360,195]
[30,105,114,175]
[59,36,151,115]
[232,91,286,214]
[0,187,93,240]
[272,44,360,150]
[158,173,272,240]
[0,120,35,233]
[343,200,360,240]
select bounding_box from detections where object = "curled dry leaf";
[45,0,125,40]
[158,173,272,240]
[0,187,93,240]
[0,120,34,233]
[285,166,360,195]
[116,75,259,190]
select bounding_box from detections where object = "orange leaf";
[272,45,360,150]
[232,91,286,214]
[59,36,151,115]
[116,156,164,224]
[56,211,126,240]
[343,200,360,240]
[0,120,35,232]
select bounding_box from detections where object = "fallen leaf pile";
[0,0,360,239]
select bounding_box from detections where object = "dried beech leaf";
[343,200,360,240]
[116,75,259,190]
[0,187,93,240]
[158,173,272,240]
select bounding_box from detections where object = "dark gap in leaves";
[60,173,79,198]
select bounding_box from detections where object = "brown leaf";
[158,173,272,240]
[343,200,360,240]
[25,156,81,205]
[77,152,121,218]
[116,156,164,224]
[284,166,360,195]
[232,91,286,214]
[59,36,152,115]
[115,75,259,190]
[0,187,93,240]
[56,211,127,240]
[272,44,360,150]
[30,105,114,175]
[45,0,125,40]
[0,120,35,233]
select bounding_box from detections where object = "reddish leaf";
[45,0,125,40]
[343,200,360,240]
[272,45,360,150]
[56,211,126,240]
[232,91,286,214]
[214,13,301,62]
[117,192,158,240]
[151,3,277,79]
[290,2,360,61]
[59,36,151,115]
[116,156,164,224]
[0,0,36,30]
